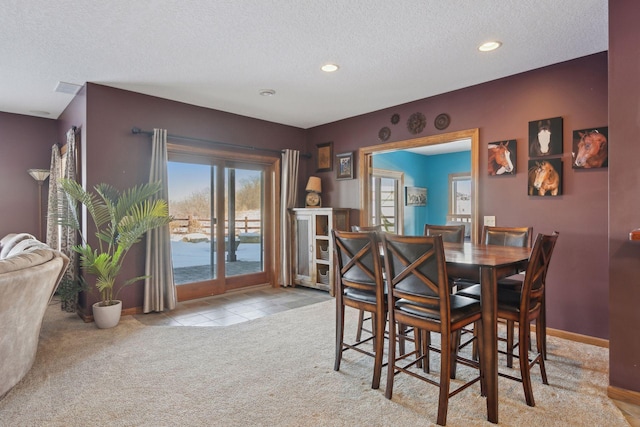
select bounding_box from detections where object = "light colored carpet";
[0,300,628,427]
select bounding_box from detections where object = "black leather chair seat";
[396,294,480,323]
[456,284,539,314]
[344,287,377,304]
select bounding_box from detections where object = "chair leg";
[540,296,547,360]
[356,309,365,342]
[437,332,452,426]
[536,318,549,385]
[371,313,377,347]
[422,329,430,373]
[519,321,535,407]
[334,300,345,372]
[398,322,406,356]
[450,330,460,379]
[372,309,386,389]
[506,320,515,368]
[385,320,397,399]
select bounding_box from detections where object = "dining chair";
[381,233,483,426]
[423,223,466,244]
[459,226,556,366]
[332,229,386,389]
[454,225,533,360]
[457,232,558,407]
[483,225,533,248]
[455,225,533,290]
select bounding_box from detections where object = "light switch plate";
[484,216,496,226]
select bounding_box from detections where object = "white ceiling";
[0,1,608,129]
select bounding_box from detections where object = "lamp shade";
[305,176,322,193]
[28,169,50,182]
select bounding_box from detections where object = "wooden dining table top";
[443,241,532,266]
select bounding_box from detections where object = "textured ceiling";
[0,1,608,129]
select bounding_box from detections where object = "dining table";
[443,241,531,424]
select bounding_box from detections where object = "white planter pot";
[92,300,122,329]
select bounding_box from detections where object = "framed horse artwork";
[528,158,563,196]
[488,139,516,176]
[572,126,608,169]
[529,117,563,158]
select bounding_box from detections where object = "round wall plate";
[407,112,426,134]
[390,113,400,125]
[434,113,451,130]
[378,126,391,141]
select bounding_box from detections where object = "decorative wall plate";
[378,126,391,141]
[407,112,426,134]
[434,113,451,130]
[390,113,400,125]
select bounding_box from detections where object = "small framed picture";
[405,186,427,206]
[316,142,333,172]
[488,139,516,176]
[529,117,563,158]
[336,152,354,180]
[528,158,563,196]
[571,126,608,168]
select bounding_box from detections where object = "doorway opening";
[359,128,479,241]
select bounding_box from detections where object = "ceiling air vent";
[54,81,82,95]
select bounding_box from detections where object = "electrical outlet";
[484,216,496,226]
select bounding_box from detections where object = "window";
[449,173,471,217]
[370,168,404,233]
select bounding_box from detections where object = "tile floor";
[133,285,332,327]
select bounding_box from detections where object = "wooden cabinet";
[291,208,350,294]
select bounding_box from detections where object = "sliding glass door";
[167,154,272,301]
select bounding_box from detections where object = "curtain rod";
[131,127,311,158]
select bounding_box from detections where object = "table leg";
[480,266,498,423]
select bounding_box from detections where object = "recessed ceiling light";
[259,89,276,96]
[321,63,339,72]
[478,41,502,52]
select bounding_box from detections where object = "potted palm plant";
[58,179,172,328]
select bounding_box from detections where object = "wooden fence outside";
[170,216,261,237]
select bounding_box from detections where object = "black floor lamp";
[28,168,50,241]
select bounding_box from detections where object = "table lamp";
[305,176,322,207]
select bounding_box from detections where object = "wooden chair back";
[520,232,559,314]
[382,233,451,328]
[482,226,533,248]
[332,230,386,313]
[351,224,382,232]
[423,224,465,244]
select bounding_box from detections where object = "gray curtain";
[46,127,79,311]
[280,149,300,286]
[144,128,177,313]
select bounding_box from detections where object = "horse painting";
[529,117,563,157]
[528,160,561,196]
[488,140,515,175]
[572,128,608,168]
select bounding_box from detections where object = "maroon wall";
[307,53,609,339]
[608,0,640,394]
[78,84,307,313]
[0,112,59,239]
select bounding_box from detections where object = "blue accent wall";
[373,150,470,235]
